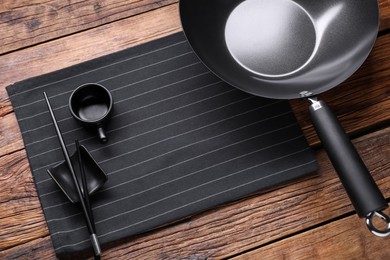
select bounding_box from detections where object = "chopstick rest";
[76,139,94,223]
[47,144,107,203]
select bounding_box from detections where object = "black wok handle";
[308,99,388,218]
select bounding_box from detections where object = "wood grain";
[0,149,49,250]
[0,0,178,54]
[0,237,55,260]
[379,0,390,31]
[1,0,390,56]
[234,208,390,260]
[0,126,389,258]
[0,150,33,202]
[0,112,24,157]
[0,197,48,250]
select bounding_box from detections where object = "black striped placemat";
[7,32,317,258]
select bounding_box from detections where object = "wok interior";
[225,0,317,78]
[180,0,379,99]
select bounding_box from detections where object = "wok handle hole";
[366,211,390,237]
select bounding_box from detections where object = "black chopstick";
[75,139,101,260]
[43,92,101,258]
[75,139,95,232]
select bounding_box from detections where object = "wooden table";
[0,1,389,259]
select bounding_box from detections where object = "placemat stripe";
[41,117,296,208]
[7,32,317,257]
[49,141,309,230]
[9,40,189,99]
[47,131,306,221]
[55,158,315,251]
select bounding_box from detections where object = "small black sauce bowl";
[69,83,113,143]
[47,145,107,203]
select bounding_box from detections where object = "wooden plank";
[0,0,178,54]
[0,112,24,157]
[379,0,390,30]
[0,197,48,250]
[0,126,389,258]
[0,149,49,250]
[233,208,390,260]
[0,150,32,202]
[0,0,389,55]
[0,237,55,260]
